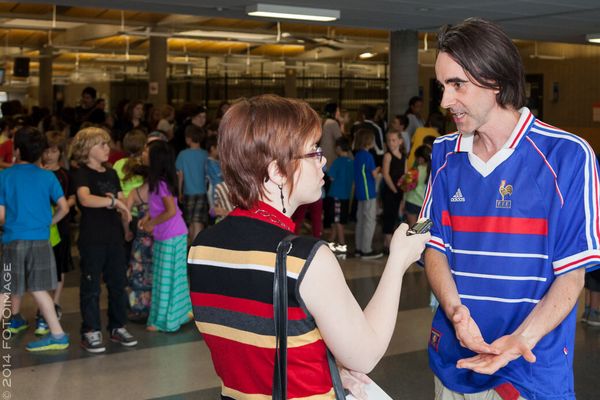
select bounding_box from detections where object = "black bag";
[272,235,345,399]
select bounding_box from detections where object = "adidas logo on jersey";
[450,188,466,202]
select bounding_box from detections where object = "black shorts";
[405,201,422,216]
[325,198,349,225]
[585,268,600,292]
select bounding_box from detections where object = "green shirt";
[113,158,144,199]
[405,164,428,207]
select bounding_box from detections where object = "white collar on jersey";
[454,107,534,153]
[454,107,535,177]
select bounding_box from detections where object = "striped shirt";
[188,202,336,399]
[421,107,600,399]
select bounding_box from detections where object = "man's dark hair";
[14,126,48,163]
[81,86,97,99]
[437,17,526,109]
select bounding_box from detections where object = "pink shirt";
[149,181,188,241]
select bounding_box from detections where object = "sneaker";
[354,250,363,258]
[55,304,63,320]
[26,334,69,352]
[587,310,600,327]
[361,251,384,260]
[328,242,338,252]
[81,331,106,353]
[35,316,50,336]
[7,315,28,334]
[581,306,591,323]
[110,327,138,347]
[334,244,347,254]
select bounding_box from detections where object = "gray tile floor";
[5,225,600,399]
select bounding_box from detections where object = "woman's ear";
[266,160,286,187]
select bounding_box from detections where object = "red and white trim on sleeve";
[426,236,446,253]
[552,249,600,275]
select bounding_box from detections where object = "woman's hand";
[339,366,372,400]
[388,223,430,271]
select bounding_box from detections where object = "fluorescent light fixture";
[359,52,377,59]
[586,33,600,43]
[3,18,83,30]
[246,4,340,22]
[178,30,275,41]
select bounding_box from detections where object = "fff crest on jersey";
[496,179,513,209]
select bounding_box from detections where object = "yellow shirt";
[407,127,439,168]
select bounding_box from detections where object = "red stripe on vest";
[191,292,307,320]
[203,333,333,398]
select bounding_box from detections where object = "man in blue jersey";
[422,18,600,400]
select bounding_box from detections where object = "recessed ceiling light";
[246,4,340,22]
[359,52,377,59]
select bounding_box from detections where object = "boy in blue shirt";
[175,127,208,243]
[0,126,70,351]
[353,129,383,260]
[326,137,354,257]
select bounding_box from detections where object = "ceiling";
[35,0,600,44]
[0,1,599,81]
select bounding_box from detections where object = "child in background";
[205,135,223,219]
[353,128,383,260]
[140,140,192,332]
[0,126,70,351]
[71,127,137,353]
[402,145,431,227]
[326,137,354,258]
[175,128,208,244]
[113,129,146,200]
[390,114,410,155]
[381,130,406,254]
[41,130,76,323]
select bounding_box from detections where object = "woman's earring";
[278,184,286,214]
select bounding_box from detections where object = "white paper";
[346,381,393,400]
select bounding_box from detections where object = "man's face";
[435,52,499,134]
[82,93,95,109]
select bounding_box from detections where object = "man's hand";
[451,305,499,355]
[339,367,372,400]
[456,334,536,375]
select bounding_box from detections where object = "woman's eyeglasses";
[298,147,324,163]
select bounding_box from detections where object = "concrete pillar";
[388,30,419,122]
[38,46,53,109]
[284,60,297,98]
[148,36,168,106]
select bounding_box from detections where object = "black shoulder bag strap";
[273,236,346,400]
[273,234,296,400]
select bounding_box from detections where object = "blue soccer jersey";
[421,108,600,399]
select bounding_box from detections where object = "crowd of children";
[0,95,442,354]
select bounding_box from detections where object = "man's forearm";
[513,268,585,349]
[425,248,462,318]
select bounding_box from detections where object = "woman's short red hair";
[219,94,321,209]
